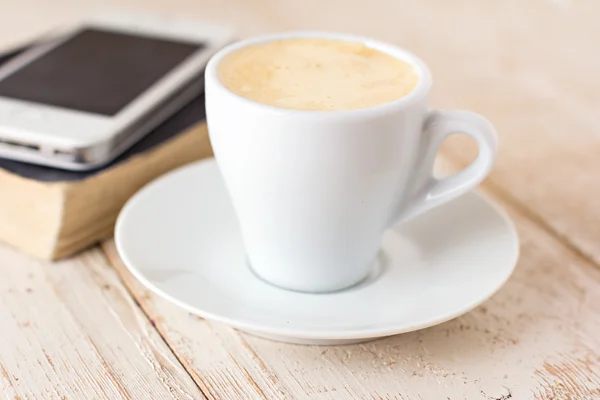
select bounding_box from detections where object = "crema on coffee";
[217,38,419,111]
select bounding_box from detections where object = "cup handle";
[389,109,498,227]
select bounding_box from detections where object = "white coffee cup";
[205,32,497,293]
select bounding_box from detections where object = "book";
[0,46,212,260]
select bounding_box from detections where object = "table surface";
[1,1,600,399]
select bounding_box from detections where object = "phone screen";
[0,28,204,116]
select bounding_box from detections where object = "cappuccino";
[217,38,419,111]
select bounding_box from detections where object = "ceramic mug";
[205,32,497,293]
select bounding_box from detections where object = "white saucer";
[115,159,519,345]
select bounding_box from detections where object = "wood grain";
[423,1,600,272]
[103,170,600,399]
[2,0,598,270]
[0,243,205,399]
[2,0,600,398]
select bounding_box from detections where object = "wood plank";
[424,0,600,270]
[1,0,599,272]
[0,243,205,399]
[3,0,599,270]
[254,0,600,272]
[4,0,600,398]
[103,175,600,399]
[96,2,600,397]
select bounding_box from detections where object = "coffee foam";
[217,38,419,111]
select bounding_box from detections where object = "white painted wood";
[3,0,600,271]
[3,0,600,398]
[0,244,204,399]
[104,175,600,400]
[427,0,600,272]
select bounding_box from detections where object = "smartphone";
[0,13,232,170]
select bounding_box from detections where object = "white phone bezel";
[0,13,233,150]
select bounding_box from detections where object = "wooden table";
[1,1,600,399]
